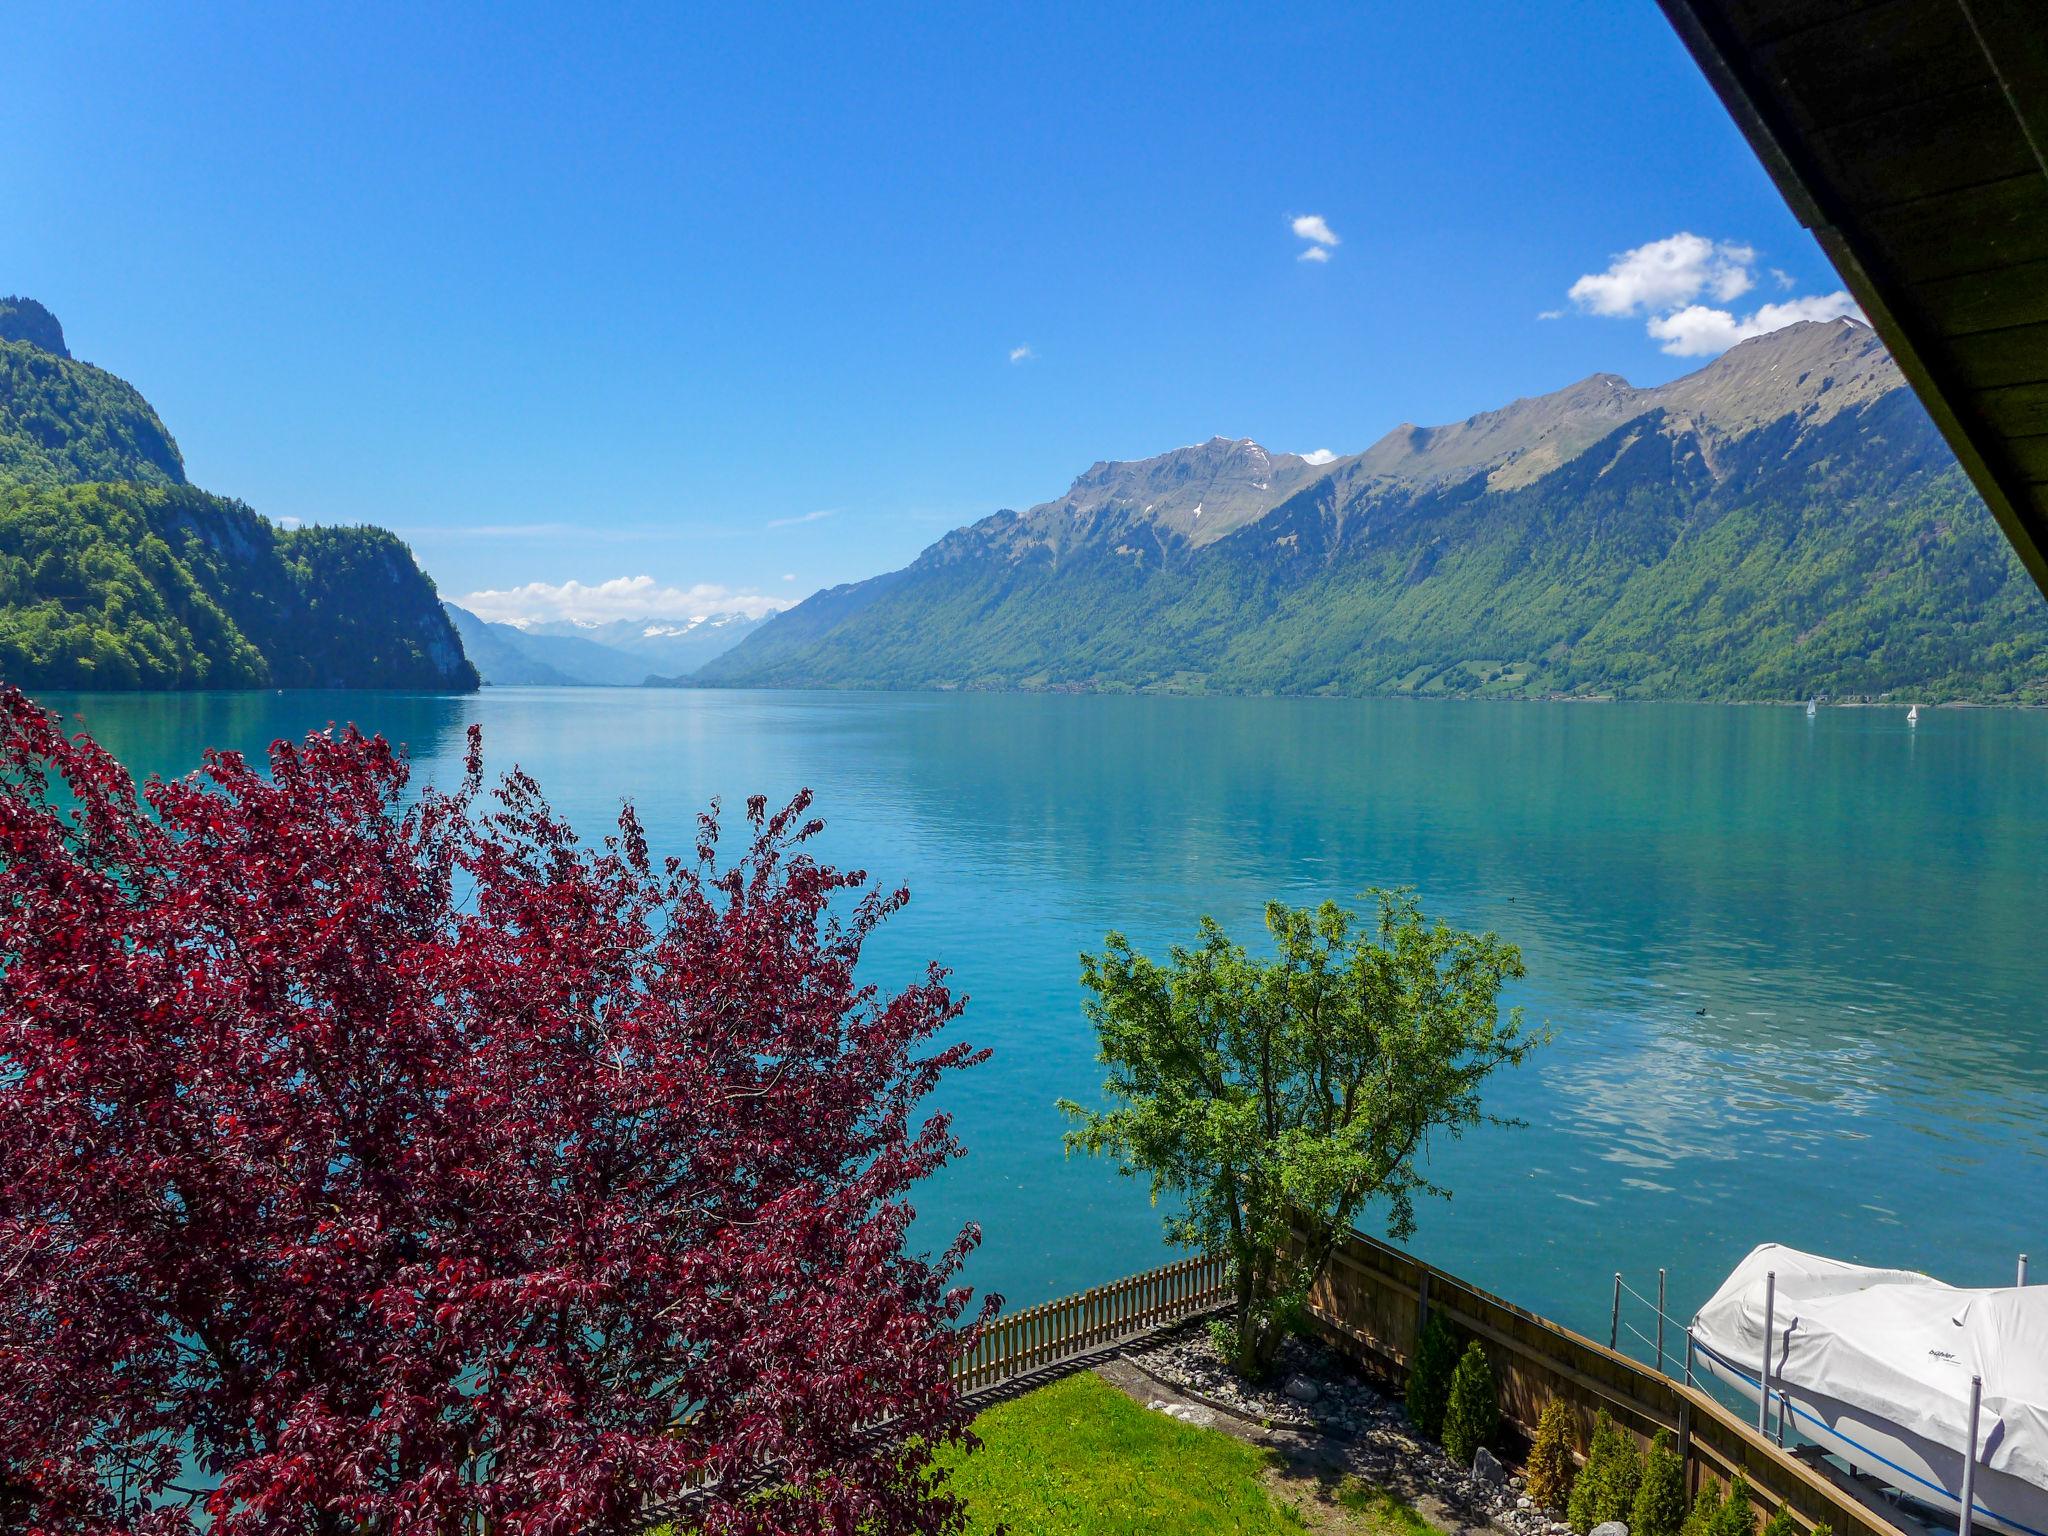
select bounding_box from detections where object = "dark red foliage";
[0,688,993,1536]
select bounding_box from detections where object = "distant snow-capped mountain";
[442,605,769,686]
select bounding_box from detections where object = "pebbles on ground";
[1124,1326,1563,1536]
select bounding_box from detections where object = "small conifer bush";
[1760,1509,1801,1536]
[1681,1483,1727,1536]
[1525,1398,1578,1515]
[1406,1314,1461,1441]
[1631,1429,1689,1536]
[1714,1475,1759,1536]
[1568,1409,1644,1534]
[1442,1341,1501,1466]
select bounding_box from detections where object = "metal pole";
[2021,1254,2030,1287]
[1686,1327,1697,1388]
[1959,1374,1983,1536]
[1759,1270,1776,1436]
[1657,1268,1668,1376]
[1611,1273,1623,1351]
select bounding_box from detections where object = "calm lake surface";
[36,687,2048,1355]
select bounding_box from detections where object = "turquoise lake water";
[35,687,2048,1358]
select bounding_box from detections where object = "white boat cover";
[1693,1244,2048,1490]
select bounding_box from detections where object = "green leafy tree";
[1441,1341,1500,1466]
[1525,1398,1578,1515]
[1631,1429,1689,1536]
[1568,1410,1643,1534]
[1061,891,1536,1378]
[1406,1314,1462,1439]
[1760,1510,1801,1536]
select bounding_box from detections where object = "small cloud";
[1300,449,1338,466]
[1562,231,1865,357]
[1645,291,1864,357]
[277,515,304,531]
[1008,344,1035,364]
[765,508,838,529]
[1297,246,1331,264]
[782,572,796,582]
[1290,214,1340,248]
[1568,232,1754,318]
[457,575,794,627]
[1536,308,1565,321]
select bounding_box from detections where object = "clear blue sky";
[2,1,1850,624]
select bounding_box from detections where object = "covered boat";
[1692,1245,2048,1536]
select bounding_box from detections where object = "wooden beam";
[1656,0,2048,598]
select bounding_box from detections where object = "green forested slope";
[702,383,2048,703]
[0,300,476,693]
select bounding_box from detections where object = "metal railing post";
[1959,1373,1983,1536]
[2021,1253,2030,1287]
[1657,1268,1668,1375]
[1685,1327,1697,1387]
[1758,1270,1776,1436]
[1611,1272,1623,1351]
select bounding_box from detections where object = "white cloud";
[765,507,837,529]
[1645,291,1864,356]
[782,572,796,582]
[1536,308,1564,321]
[1568,232,1755,318]
[277,515,304,531]
[1297,246,1330,264]
[1299,448,1338,465]
[1291,214,1340,248]
[457,576,794,627]
[1562,231,1864,357]
[1009,344,1035,363]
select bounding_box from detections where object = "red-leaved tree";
[0,688,995,1536]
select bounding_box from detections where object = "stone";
[1474,1446,1508,1486]
[1282,1373,1322,1404]
[1591,1523,1629,1536]
[1518,1497,1534,1510]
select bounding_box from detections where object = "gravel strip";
[1125,1324,1575,1536]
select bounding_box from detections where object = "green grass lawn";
[656,1371,1439,1536]
[934,1371,1306,1534]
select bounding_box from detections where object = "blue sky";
[2,1,1855,624]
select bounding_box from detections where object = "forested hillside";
[0,298,476,693]
[702,322,2048,703]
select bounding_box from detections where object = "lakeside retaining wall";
[1289,1222,1912,1536]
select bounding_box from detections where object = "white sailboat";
[1806,698,1818,718]
[1908,704,1921,726]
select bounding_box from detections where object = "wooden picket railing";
[950,1250,1232,1394]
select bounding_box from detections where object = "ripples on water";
[41,688,2048,1343]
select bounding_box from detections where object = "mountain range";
[696,319,2048,702]
[443,604,769,686]
[0,297,476,693]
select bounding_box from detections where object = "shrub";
[1714,1475,1760,1536]
[1442,1341,1501,1466]
[1568,1409,1643,1534]
[1525,1398,1578,1515]
[1406,1313,1462,1440]
[1682,1483,1727,1536]
[1631,1429,1689,1536]
[1761,1511,1801,1536]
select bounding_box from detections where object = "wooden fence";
[950,1250,1231,1393]
[1289,1222,1913,1536]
